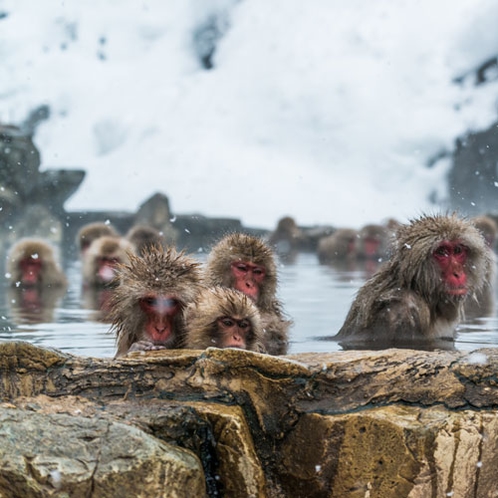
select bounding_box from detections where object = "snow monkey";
[125,224,166,257]
[109,246,204,357]
[205,232,292,355]
[76,221,119,256]
[82,236,135,287]
[184,286,266,352]
[7,238,67,288]
[336,213,493,346]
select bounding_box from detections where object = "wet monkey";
[125,224,166,257]
[317,228,359,264]
[109,246,204,357]
[82,236,135,287]
[6,238,67,288]
[205,233,292,355]
[184,286,266,352]
[76,222,119,256]
[336,214,493,346]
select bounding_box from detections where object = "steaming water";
[1,251,497,358]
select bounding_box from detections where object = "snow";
[1,0,498,230]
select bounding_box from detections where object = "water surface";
[1,252,497,357]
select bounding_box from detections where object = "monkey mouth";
[446,286,467,297]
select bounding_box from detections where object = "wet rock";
[3,342,498,497]
[0,407,206,498]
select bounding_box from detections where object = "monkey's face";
[212,315,252,349]
[230,261,266,303]
[96,256,121,284]
[19,256,43,286]
[432,241,469,299]
[139,294,183,346]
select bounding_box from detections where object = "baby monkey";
[184,286,266,352]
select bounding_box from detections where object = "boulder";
[1,342,498,497]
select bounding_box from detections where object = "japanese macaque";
[336,214,493,347]
[82,236,135,287]
[109,246,204,357]
[6,238,67,288]
[472,215,498,251]
[463,215,498,319]
[6,238,67,324]
[357,224,390,260]
[126,224,166,257]
[268,216,303,264]
[205,233,291,355]
[317,228,358,265]
[76,222,119,256]
[184,287,266,352]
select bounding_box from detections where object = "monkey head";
[110,246,204,356]
[395,214,492,302]
[7,238,67,288]
[184,286,265,351]
[205,233,278,310]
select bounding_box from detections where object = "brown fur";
[336,214,493,345]
[205,232,291,354]
[109,246,204,357]
[82,236,135,287]
[184,286,266,352]
[268,216,303,262]
[357,223,390,260]
[6,238,67,287]
[126,224,166,256]
[317,228,358,264]
[472,215,498,249]
[76,222,119,253]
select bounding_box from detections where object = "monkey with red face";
[109,246,204,357]
[6,238,67,288]
[205,233,292,355]
[184,286,266,352]
[76,221,119,256]
[82,236,135,287]
[336,214,493,347]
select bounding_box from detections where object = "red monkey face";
[216,316,251,349]
[97,256,120,284]
[20,257,43,286]
[432,241,469,297]
[139,295,181,344]
[230,261,266,302]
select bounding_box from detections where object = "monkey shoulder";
[260,311,290,355]
[369,290,430,339]
[337,289,430,342]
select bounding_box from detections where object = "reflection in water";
[7,285,67,325]
[0,252,497,357]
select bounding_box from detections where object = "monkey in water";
[205,232,292,355]
[125,224,166,257]
[6,238,67,288]
[109,246,204,357]
[76,221,119,256]
[335,214,493,347]
[82,236,135,287]
[6,238,67,323]
[184,286,266,352]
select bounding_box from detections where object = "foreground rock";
[1,342,498,497]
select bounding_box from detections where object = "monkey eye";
[142,297,156,307]
[102,257,119,265]
[252,268,263,275]
[234,263,248,273]
[221,317,235,327]
[238,319,250,329]
[434,245,450,258]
